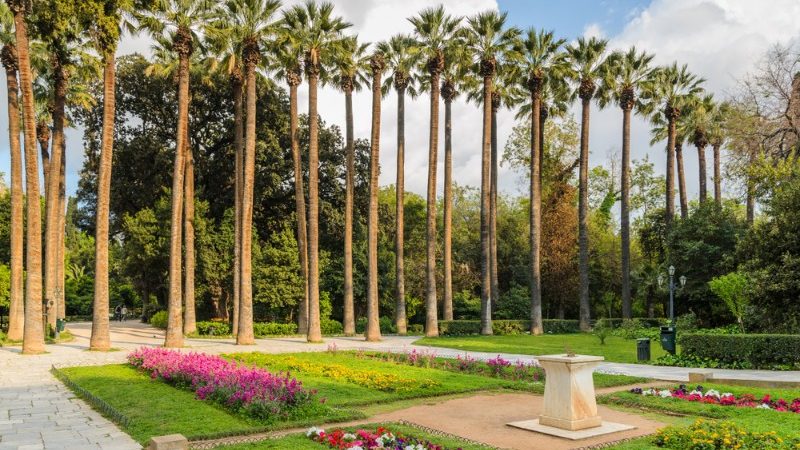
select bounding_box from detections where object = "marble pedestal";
[537,354,604,431]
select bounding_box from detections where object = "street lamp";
[657,265,687,355]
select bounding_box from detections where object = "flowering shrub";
[653,419,800,449]
[227,353,439,392]
[307,425,460,450]
[630,385,800,414]
[128,348,314,419]
[486,355,511,376]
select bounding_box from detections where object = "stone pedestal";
[537,354,604,431]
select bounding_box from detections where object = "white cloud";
[583,22,605,39]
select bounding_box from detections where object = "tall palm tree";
[598,47,654,320]
[365,50,384,342]
[641,63,704,225]
[377,34,418,335]
[439,42,473,322]
[0,3,23,341]
[284,0,350,342]
[565,36,608,332]
[332,35,369,336]
[687,93,715,204]
[513,28,567,334]
[708,102,729,208]
[462,11,518,335]
[409,5,460,337]
[8,0,44,353]
[268,31,307,333]
[212,0,282,346]
[137,0,213,348]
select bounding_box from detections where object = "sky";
[3,0,800,210]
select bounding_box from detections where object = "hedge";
[438,319,580,336]
[601,318,665,329]
[679,333,800,369]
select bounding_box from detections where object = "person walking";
[120,305,128,322]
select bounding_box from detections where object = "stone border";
[50,365,131,428]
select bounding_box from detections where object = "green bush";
[253,322,297,337]
[679,333,800,369]
[355,316,397,334]
[149,310,168,329]
[612,318,661,340]
[408,324,424,334]
[593,318,611,345]
[438,319,580,336]
[675,312,699,331]
[195,321,231,336]
[321,318,343,335]
[602,318,665,329]
[653,419,800,450]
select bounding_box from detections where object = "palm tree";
[269,31,307,333]
[708,102,729,208]
[462,11,518,335]
[513,28,567,334]
[8,0,44,353]
[0,4,23,341]
[332,35,369,336]
[409,5,460,337]
[598,47,654,320]
[283,0,350,342]
[439,42,473,322]
[687,94,715,204]
[365,51,384,342]
[565,36,608,332]
[212,0,282,345]
[641,63,704,225]
[650,111,690,218]
[137,0,213,348]
[377,34,418,335]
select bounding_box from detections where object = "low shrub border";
[438,319,580,336]
[678,333,800,370]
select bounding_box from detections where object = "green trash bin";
[660,326,676,354]
[56,318,65,333]
[636,338,651,361]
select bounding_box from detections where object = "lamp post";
[657,265,687,354]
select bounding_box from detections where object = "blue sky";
[499,0,649,38]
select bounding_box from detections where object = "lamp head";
[669,265,676,276]
[657,274,664,287]
[680,275,687,287]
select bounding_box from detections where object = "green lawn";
[57,364,359,444]
[414,334,668,363]
[218,422,494,450]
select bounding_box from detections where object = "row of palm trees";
[4,0,730,353]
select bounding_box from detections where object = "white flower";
[405,445,425,450]
[690,390,703,397]
[343,433,356,441]
[305,426,324,437]
[757,403,772,409]
[350,446,364,450]
[659,389,673,398]
[704,389,721,399]
[722,393,734,398]
[642,388,657,396]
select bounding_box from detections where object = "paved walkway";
[3,321,800,449]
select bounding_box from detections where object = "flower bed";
[653,419,800,449]
[630,384,800,414]
[127,347,315,420]
[307,425,460,450]
[227,353,440,392]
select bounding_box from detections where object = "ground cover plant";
[652,419,800,450]
[215,422,493,450]
[306,424,476,450]
[414,333,668,364]
[629,384,800,413]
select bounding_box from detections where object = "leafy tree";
[708,272,750,332]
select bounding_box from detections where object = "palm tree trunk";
[480,74,493,336]
[44,61,67,333]
[306,65,322,343]
[490,101,499,321]
[676,143,688,219]
[578,97,591,331]
[164,47,190,348]
[37,120,49,198]
[442,96,453,322]
[90,51,116,350]
[4,45,24,341]
[289,79,309,335]
[395,87,408,332]
[529,86,543,335]
[343,87,356,336]
[665,114,677,224]
[183,143,196,335]
[57,145,66,320]
[697,144,707,204]
[365,58,384,342]
[14,3,45,354]
[231,73,243,336]
[424,67,441,338]
[713,143,722,207]
[237,46,258,346]
[621,106,632,320]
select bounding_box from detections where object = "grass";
[599,382,800,448]
[215,422,495,450]
[415,333,669,364]
[58,364,360,444]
